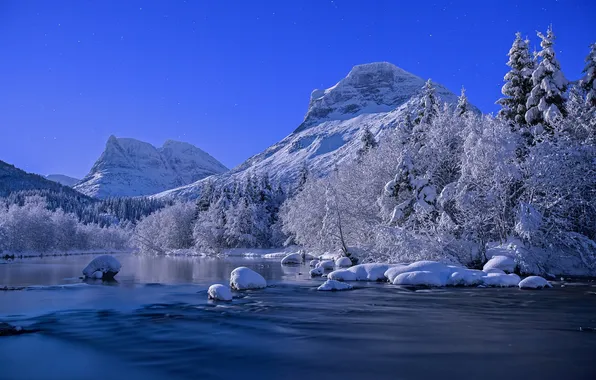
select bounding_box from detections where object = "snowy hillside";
[0,160,87,199]
[45,174,80,187]
[74,136,228,198]
[155,62,467,200]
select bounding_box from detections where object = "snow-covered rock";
[447,269,485,286]
[385,261,455,283]
[317,260,335,270]
[75,136,228,198]
[518,276,552,289]
[82,255,121,279]
[483,255,516,273]
[309,267,325,277]
[229,267,267,290]
[393,270,446,287]
[329,263,394,282]
[483,268,506,275]
[208,284,233,301]
[335,257,352,268]
[309,259,320,268]
[152,62,470,201]
[317,279,353,291]
[481,273,521,287]
[281,253,302,265]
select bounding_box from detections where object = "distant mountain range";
[1,62,471,202]
[154,62,470,200]
[0,160,87,199]
[73,137,228,198]
[45,174,80,187]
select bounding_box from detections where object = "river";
[1,253,595,380]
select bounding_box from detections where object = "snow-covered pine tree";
[415,79,439,125]
[455,86,470,117]
[525,26,568,130]
[581,42,596,107]
[357,127,378,157]
[497,32,534,127]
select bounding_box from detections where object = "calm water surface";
[1,253,595,380]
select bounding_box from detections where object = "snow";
[483,255,516,273]
[393,271,446,287]
[519,276,552,289]
[481,273,521,287]
[335,257,352,268]
[281,253,303,265]
[385,261,455,283]
[45,174,80,187]
[447,269,485,286]
[229,267,267,290]
[309,267,325,277]
[317,279,353,291]
[317,260,335,270]
[329,263,394,282]
[208,284,233,301]
[82,255,121,279]
[75,136,228,198]
[309,259,320,268]
[483,268,506,275]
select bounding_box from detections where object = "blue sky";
[0,0,594,178]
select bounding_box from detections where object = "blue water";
[1,254,595,380]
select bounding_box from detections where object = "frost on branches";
[581,42,596,107]
[525,26,568,130]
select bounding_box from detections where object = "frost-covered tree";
[581,42,596,107]
[525,26,568,130]
[357,127,378,158]
[414,79,439,125]
[497,32,534,126]
[455,86,470,117]
[134,202,196,253]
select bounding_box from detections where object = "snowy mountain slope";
[45,174,80,187]
[74,136,228,198]
[154,62,470,200]
[0,160,88,199]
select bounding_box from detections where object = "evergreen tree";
[525,26,568,130]
[581,42,596,108]
[497,32,534,126]
[455,86,470,117]
[415,79,439,125]
[357,127,378,157]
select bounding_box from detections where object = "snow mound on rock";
[208,284,233,301]
[483,255,516,273]
[329,263,394,282]
[481,273,521,287]
[309,259,320,268]
[82,255,121,279]
[317,279,353,291]
[317,260,335,270]
[393,270,446,287]
[447,269,485,286]
[519,276,552,289]
[385,261,456,283]
[281,253,302,265]
[229,267,267,290]
[310,267,325,277]
[335,257,352,268]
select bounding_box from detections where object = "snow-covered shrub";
[134,202,195,254]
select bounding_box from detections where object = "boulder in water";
[229,267,267,290]
[208,284,233,301]
[82,255,121,280]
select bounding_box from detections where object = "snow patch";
[82,255,121,279]
[317,279,353,291]
[483,255,516,273]
[335,257,352,268]
[519,276,552,289]
[208,284,233,301]
[281,253,303,265]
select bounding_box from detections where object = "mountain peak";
[296,61,457,132]
[74,137,228,198]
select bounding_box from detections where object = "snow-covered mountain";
[45,174,80,187]
[74,137,228,198]
[154,62,469,200]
